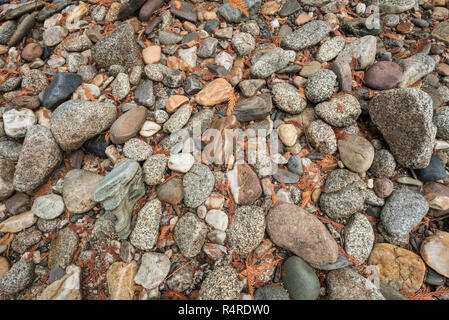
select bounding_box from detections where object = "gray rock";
[50,100,117,152]
[433,106,449,140]
[123,138,153,161]
[0,259,34,295]
[306,120,337,154]
[64,33,92,52]
[227,206,265,256]
[0,140,19,161]
[21,69,48,95]
[319,169,366,219]
[134,252,170,289]
[91,23,142,68]
[233,94,273,122]
[373,0,416,13]
[158,30,182,45]
[92,212,117,239]
[238,79,265,97]
[163,104,192,133]
[338,134,375,173]
[5,192,29,215]
[0,158,14,201]
[315,94,361,127]
[282,20,331,51]
[199,265,242,300]
[344,213,374,263]
[380,188,429,238]
[43,26,67,47]
[185,77,203,95]
[48,227,79,269]
[134,80,155,108]
[197,37,218,58]
[0,21,16,45]
[337,35,377,70]
[327,267,385,300]
[162,68,184,88]
[142,154,168,185]
[369,88,436,168]
[111,73,130,101]
[13,125,62,192]
[183,164,215,208]
[254,285,290,300]
[305,69,337,103]
[174,212,208,258]
[398,52,435,88]
[273,168,300,184]
[309,254,351,270]
[3,108,36,138]
[130,198,162,251]
[63,169,103,214]
[218,0,261,23]
[369,149,397,178]
[11,230,41,254]
[38,0,71,22]
[249,47,296,78]
[332,58,352,92]
[32,194,65,220]
[272,83,306,114]
[317,36,345,62]
[282,256,320,300]
[166,263,194,292]
[231,32,256,56]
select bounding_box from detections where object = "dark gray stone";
[42,73,82,110]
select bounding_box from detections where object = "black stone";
[41,45,51,60]
[414,154,447,182]
[279,0,300,17]
[204,19,220,33]
[83,134,110,158]
[42,72,82,110]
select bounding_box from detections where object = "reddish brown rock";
[11,95,40,109]
[21,43,43,61]
[368,243,426,293]
[364,61,404,90]
[227,163,262,205]
[110,106,147,144]
[373,178,394,198]
[266,202,339,265]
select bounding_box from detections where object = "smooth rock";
[32,194,64,220]
[338,134,375,173]
[48,227,79,269]
[134,252,170,289]
[305,69,337,103]
[3,108,36,138]
[174,212,208,258]
[142,154,168,185]
[0,259,34,295]
[272,83,306,115]
[183,164,215,208]
[194,78,233,106]
[315,94,361,127]
[344,213,374,263]
[198,266,242,300]
[63,169,103,214]
[364,61,404,90]
[227,163,262,205]
[110,106,147,145]
[420,231,449,277]
[282,256,320,300]
[130,199,162,251]
[282,20,331,50]
[157,177,184,205]
[38,265,81,300]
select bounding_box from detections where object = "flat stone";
[63,169,103,214]
[373,0,416,13]
[110,106,147,144]
[337,35,377,70]
[123,138,153,161]
[48,227,79,269]
[174,212,208,258]
[338,134,374,173]
[282,20,331,51]
[364,61,404,90]
[38,265,81,300]
[306,120,337,155]
[233,94,272,122]
[134,252,170,289]
[194,78,233,106]
[344,213,374,263]
[398,52,435,88]
[249,47,296,78]
[3,108,36,138]
[32,194,64,220]
[305,69,337,103]
[282,256,320,300]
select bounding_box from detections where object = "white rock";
[215,51,234,71]
[208,229,226,245]
[134,252,171,290]
[3,108,36,138]
[179,46,197,69]
[0,211,36,233]
[168,153,195,173]
[32,194,65,220]
[435,140,449,150]
[139,120,161,137]
[205,209,228,231]
[197,205,207,219]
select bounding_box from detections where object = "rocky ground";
[0,0,449,301]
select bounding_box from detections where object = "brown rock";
[364,61,404,90]
[110,106,147,144]
[106,261,138,300]
[266,202,339,265]
[227,163,262,205]
[38,265,81,300]
[396,22,413,34]
[194,78,233,106]
[373,178,394,198]
[261,1,281,15]
[21,43,43,61]
[11,95,40,109]
[338,134,375,173]
[424,193,449,211]
[156,177,184,205]
[368,243,426,293]
[142,45,161,65]
[0,257,9,279]
[420,231,449,277]
[0,211,36,233]
[437,63,449,76]
[165,95,189,113]
[295,14,313,26]
[139,0,164,21]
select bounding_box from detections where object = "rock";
[21,70,48,95]
[11,229,41,254]
[43,26,67,46]
[233,94,273,122]
[5,192,29,215]
[158,31,182,45]
[369,88,436,169]
[165,95,189,113]
[21,43,43,61]
[63,169,103,214]
[369,149,397,178]
[272,83,306,114]
[227,163,262,205]
[123,138,153,161]
[425,192,449,211]
[0,259,34,295]
[38,265,81,300]
[197,37,218,58]
[420,231,449,277]
[368,243,426,293]
[317,36,345,62]
[398,52,436,88]
[134,80,155,108]
[414,154,447,182]
[194,78,233,106]
[183,164,215,208]
[239,79,265,97]
[373,0,416,13]
[48,227,79,269]
[287,155,303,175]
[315,94,361,127]
[327,267,385,300]
[134,252,170,289]
[310,254,351,270]
[0,21,16,45]
[130,198,162,251]
[0,158,14,200]
[231,32,255,56]
[166,262,194,292]
[227,206,265,256]
[179,46,197,69]
[344,213,374,263]
[0,257,9,279]
[319,169,366,219]
[51,100,116,151]
[380,188,428,238]
[305,69,337,103]
[11,95,40,110]
[254,285,290,300]
[282,256,320,300]
[110,106,147,145]
[91,23,142,68]
[279,0,300,17]
[140,121,161,137]
[106,261,139,300]
[337,35,377,70]
[157,177,184,205]
[13,125,62,192]
[3,108,36,138]
[306,120,337,154]
[267,202,338,265]
[432,20,449,44]
[374,178,394,198]
[434,106,449,140]
[249,47,296,78]
[31,194,64,220]
[205,209,228,231]
[174,212,208,258]
[338,134,374,173]
[142,45,161,64]
[332,58,352,92]
[277,124,297,147]
[64,34,92,52]
[163,104,192,133]
[111,73,130,101]
[139,0,164,21]
[273,168,299,184]
[282,20,331,50]
[364,61,404,90]
[199,265,242,300]
[143,154,168,185]
[0,211,36,233]
[94,159,145,239]
[170,0,198,22]
[168,153,194,173]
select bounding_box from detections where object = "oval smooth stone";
[364,61,404,90]
[110,106,147,144]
